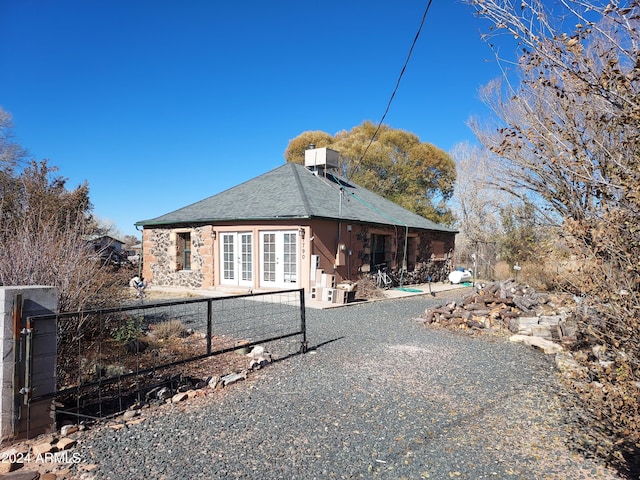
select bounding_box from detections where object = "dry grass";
[493,260,560,291]
[126,287,204,301]
[152,319,187,340]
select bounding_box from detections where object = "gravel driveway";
[74,292,621,479]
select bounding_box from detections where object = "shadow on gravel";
[306,336,345,352]
[620,443,640,479]
[267,337,345,366]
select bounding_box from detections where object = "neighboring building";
[135,147,456,293]
[126,243,142,264]
[84,235,126,264]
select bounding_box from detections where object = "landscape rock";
[56,437,76,451]
[0,471,40,480]
[122,409,140,420]
[156,387,172,401]
[171,392,188,403]
[221,371,247,387]
[0,459,20,474]
[249,357,271,370]
[247,345,265,358]
[60,425,78,436]
[1,447,27,460]
[247,346,272,369]
[126,418,146,426]
[31,442,54,456]
[509,334,563,354]
[207,375,220,389]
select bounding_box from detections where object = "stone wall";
[145,226,210,289]
[140,221,455,289]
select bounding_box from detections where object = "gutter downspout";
[135,225,143,279]
[336,187,343,271]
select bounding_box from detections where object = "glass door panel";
[220,232,253,287]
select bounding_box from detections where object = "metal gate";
[21,288,307,436]
[9,293,58,441]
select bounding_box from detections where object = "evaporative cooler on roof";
[304,147,339,171]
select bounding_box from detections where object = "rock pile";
[144,345,272,402]
[420,279,578,350]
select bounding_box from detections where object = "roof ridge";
[289,163,313,216]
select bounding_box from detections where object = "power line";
[348,0,434,182]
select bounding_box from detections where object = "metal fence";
[25,288,306,426]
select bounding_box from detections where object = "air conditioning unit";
[305,147,339,170]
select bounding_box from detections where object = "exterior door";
[220,232,253,287]
[260,230,298,288]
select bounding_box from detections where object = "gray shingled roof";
[136,162,456,233]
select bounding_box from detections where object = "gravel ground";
[71,292,622,480]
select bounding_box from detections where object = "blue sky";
[0,1,507,239]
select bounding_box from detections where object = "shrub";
[112,316,144,343]
[153,319,187,340]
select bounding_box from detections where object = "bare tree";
[0,107,26,168]
[450,143,505,240]
[468,0,640,295]
[0,159,130,311]
[468,1,640,223]
[450,142,504,276]
[468,0,640,471]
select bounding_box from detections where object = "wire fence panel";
[27,289,305,423]
[210,290,306,347]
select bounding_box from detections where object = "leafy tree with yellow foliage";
[284,121,456,226]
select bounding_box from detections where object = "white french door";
[260,230,298,288]
[220,232,253,287]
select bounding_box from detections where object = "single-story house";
[84,234,126,264]
[135,147,456,294]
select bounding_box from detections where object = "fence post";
[0,286,57,442]
[299,289,308,353]
[206,299,212,355]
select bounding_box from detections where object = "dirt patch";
[126,288,204,302]
[57,328,253,422]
